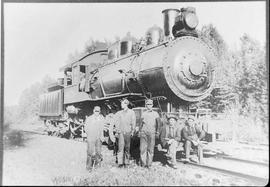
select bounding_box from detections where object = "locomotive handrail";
[88,93,143,101]
[99,41,169,69]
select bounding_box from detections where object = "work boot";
[118,164,125,168]
[144,165,150,169]
[170,164,178,169]
[189,157,198,163]
[182,158,190,163]
[146,164,152,169]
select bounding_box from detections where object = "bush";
[4,130,25,149]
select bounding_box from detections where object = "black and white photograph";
[1,0,268,186]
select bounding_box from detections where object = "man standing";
[84,106,105,171]
[114,99,136,168]
[160,114,182,169]
[182,115,205,163]
[139,99,161,168]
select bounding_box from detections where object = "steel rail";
[21,130,86,142]
[217,155,269,166]
[177,159,268,185]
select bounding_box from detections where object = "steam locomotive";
[39,7,216,142]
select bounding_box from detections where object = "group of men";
[84,98,205,171]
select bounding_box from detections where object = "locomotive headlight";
[184,13,198,29]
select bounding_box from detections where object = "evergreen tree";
[197,24,234,113]
[17,75,56,121]
[236,34,267,133]
[84,38,110,54]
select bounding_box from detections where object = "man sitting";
[182,115,205,163]
[160,113,182,169]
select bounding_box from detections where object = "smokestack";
[162,9,180,38]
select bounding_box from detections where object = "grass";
[51,162,255,186]
[52,164,197,186]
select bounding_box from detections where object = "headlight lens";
[184,13,199,29]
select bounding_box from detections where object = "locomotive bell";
[162,9,180,39]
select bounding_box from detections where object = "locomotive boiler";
[39,7,216,141]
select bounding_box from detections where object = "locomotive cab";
[64,68,72,86]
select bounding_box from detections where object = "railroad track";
[21,129,87,142]
[177,157,268,185]
[22,129,47,135]
[22,129,268,185]
[217,155,269,166]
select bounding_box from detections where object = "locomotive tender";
[39,7,216,140]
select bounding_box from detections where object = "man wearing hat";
[84,106,105,171]
[114,98,136,167]
[160,113,183,169]
[139,99,161,168]
[182,115,205,163]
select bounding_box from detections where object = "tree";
[65,50,85,64]
[199,24,227,59]
[235,34,267,133]
[4,105,19,131]
[84,38,110,54]
[17,75,56,121]
[197,24,235,113]
[65,38,112,67]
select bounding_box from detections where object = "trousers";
[140,131,155,167]
[86,139,102,170]
[117,132,131,165]
[166,139,179,165]
[184,140,203,162]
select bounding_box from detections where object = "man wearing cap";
[160,114,183,169]
[139,99,161,168]
[182,115,205,163]
[84,106,105,171]
[114,99,136,167]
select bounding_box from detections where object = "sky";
[3,1,267,106]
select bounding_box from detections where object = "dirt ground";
[2,130,265,186]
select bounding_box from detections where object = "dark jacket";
[182,124,205,142]
[160,124,183,148]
